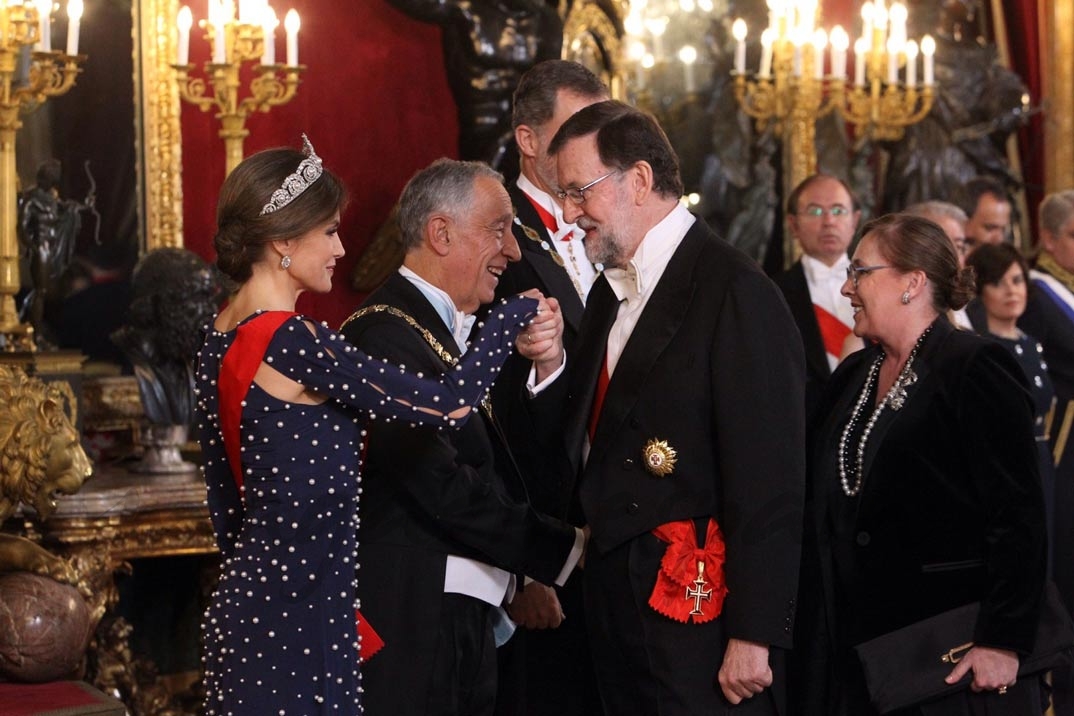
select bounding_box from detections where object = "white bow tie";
[814,264,847,283]
[604,261,642,303]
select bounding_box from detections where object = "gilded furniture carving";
[21,466,217,716]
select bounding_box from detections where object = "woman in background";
[195,137,536,715]
[966,242,1056,572]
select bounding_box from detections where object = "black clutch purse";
[853,582,1074,714]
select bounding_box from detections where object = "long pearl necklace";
[838,325,933,497]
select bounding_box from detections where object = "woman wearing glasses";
[796,214,1047,714]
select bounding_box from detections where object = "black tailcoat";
[774,260,833,420]
[489,184,604,716]
[537,217,806,714]
[342,273,577,716]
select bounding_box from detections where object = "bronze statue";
[111,248,223,430]
[17,159,97,344]
[385,0,563,164]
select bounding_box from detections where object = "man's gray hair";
[904,200,968,227]
[397,158,504,250]
[1039,190,1074,236]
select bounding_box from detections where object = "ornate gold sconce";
[731,1,935,194]
[0,0,86,351]
[173,1,303,177]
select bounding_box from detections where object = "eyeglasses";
[799,204,852,219]
[845,264,894,288]
[557,171,618,206]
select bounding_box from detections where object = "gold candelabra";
[174,1,303,177]
[731,1,935,194]
[0,0,86,351]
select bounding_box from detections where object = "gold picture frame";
[134,0,184,251]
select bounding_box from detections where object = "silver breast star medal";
[686,561,712,616]
[642,438,677,477]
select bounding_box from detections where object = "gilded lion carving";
[0,365,92,523]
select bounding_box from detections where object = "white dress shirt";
[517,173,600,301]
[603,204,695,376]
[801,253,854,371]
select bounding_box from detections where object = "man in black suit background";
[538,100,805,715]
[774,174,860,418]
[342,158,584,716]
[489,59,607,716]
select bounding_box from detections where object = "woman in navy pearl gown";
[194,138,536,715]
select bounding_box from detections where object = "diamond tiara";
[259,134,324,216]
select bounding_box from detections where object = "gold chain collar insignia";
[340,304,493,418]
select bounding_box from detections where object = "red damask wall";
[180,0,459,328]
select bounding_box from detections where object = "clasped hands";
[515,289,564,383]
[507,582,565,630]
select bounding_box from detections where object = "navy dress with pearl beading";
[194,296,535,716]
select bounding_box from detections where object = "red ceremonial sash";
[218,312,384,661]
[813,304,852,359]
[648,518,728,624]
[522,191,561,237]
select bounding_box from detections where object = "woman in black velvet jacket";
[797,214,1047,715]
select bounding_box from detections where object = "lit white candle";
[874,5,888,44]
[889,2,907,46]
[921,34,935,86]
[904,39,917,88]
[284,9,299,66]
[647,17,667,61]
[212,0,226,63]
[732,18,747,74]
[886,36,899,83]
[65,0,81,55]
[261,6,276,64]
[829,25,848,79]
[177,6,192,65]
[36,0,51,51]
[679,44,697,93]
[854,37,867,86]
[812,28,827,79]
[799,0,816,36]
[759,28,773,78]
[860,2,874,46]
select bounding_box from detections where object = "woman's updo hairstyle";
[860,213,977,312]
[214,146,345,283]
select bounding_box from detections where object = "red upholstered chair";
[0,681,126,715]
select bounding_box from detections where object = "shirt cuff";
[553,526,586,587]
[525,351,567,397]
